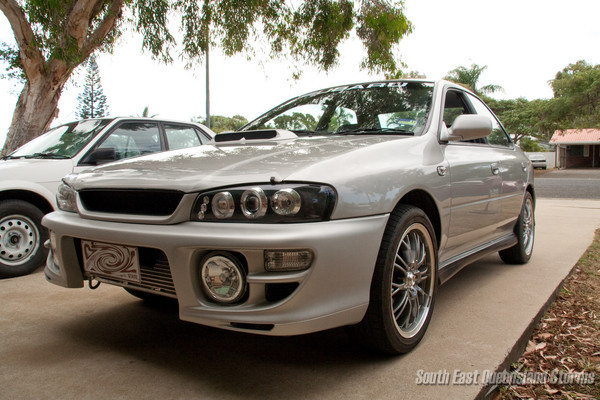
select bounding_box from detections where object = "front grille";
[79,189,184,216]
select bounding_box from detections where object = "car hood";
[71,135,410,192]
[0,158,75,183]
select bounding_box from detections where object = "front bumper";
[43,211,388,335]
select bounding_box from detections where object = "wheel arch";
[395,189,441,250]
[0,190,55,215]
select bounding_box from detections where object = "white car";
[0,117,214,278]
[527,154,547,169]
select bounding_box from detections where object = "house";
[550,129,600,168]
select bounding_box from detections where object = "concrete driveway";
[2,199,600,400]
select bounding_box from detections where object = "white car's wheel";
[0,200,48,278]
[355,205,438,354]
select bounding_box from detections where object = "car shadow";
[56,294,399,399]
[50,254,515,399]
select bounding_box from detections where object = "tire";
[0,200,49,278]
[499,191,535,264]
[354,205,438,354]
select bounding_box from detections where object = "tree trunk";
[1,75,66,157]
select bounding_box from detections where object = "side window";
[96,122,161,160]
[466,93,511,147]
[443,91,470,127]
[164,124,205,150]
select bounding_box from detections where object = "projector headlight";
[191,183,336,223]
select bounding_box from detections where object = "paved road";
[2,199,600,400]
[535,169,600,199]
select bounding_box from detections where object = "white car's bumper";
[43,211,388,335]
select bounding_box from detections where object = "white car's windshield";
[243,81,434,136]
[6,119,112,159]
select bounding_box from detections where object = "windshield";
[8,119,112,159]
[243,81,434,136]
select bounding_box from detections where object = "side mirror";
[81,147,116,165]
[441,115,492,142]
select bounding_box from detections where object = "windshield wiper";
[1,155,26,160]
[24,152,70,159]
[335,127,414,136]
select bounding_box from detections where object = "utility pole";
[205,39,211,129]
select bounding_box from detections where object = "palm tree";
[444,63,503,95]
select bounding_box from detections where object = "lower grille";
[128,250,176,297]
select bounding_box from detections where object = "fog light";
[200,253,246,303]
[264,250,313,271]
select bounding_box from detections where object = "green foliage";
[139,106,157,118]
[549,60,600,129]
[195,115,248,133]
[357,0,412,74]
[76,55,109,119]
[0,43,24,82]
[445,63,503,95]
[517,137,545,152]
[125,0,413,75]
[487,60,600,142]
[486,97,555,141]
[384,69,426,80]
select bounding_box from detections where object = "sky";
[1,0,599,148]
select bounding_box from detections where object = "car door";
[441,89,505,260]
[465,92,525,232]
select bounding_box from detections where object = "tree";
[0,0,413,156]
[548,60,600,129]
[138,106,156,118]
[76,55,108,119]
[444,63,503,96]
[196,115,248,133]
[486,97,555,142]
[384,69,426,80]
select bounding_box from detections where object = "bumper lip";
[42,211,389,336]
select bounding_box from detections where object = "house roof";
[550,129,600,145]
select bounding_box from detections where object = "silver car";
[43,80,535,354]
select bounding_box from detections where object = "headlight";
[192,183,336,223]
[57,180,78,212]
[240,187,268,219]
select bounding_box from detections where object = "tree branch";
[65,0,106,47]
[81,0,125,58]
[0,0,45,80]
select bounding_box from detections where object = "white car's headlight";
[57,180,78,212]
[192,183,336,223]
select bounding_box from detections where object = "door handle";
[491,163,500,175]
